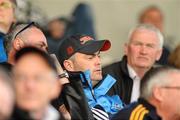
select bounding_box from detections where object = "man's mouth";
[138,56,149,61]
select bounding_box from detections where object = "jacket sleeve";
[53,71,94,120]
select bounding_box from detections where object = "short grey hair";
[5,24,35,53]
[61,54,76,69]
[128,24,164,49]
[140,66,180,100]
[68,54,76,61]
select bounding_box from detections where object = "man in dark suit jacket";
[103,24,163,104]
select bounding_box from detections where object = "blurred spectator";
[0,0,16,62]
[103,24,163,104]
[66,3,96,39]
[139,6,163,33]
[0,65,14,120]
[139,6,170,65]
[5,22,48,65]
[112,66,180,120]
[58,35,124,117]
[47,17,67,55]
[168,44,180,68]
[11,47,60,120]
[15,0,48,28]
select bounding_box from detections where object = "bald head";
[6,23,48,64]
[17,26,48,51]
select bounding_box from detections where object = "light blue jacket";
[80,70,124,115]
[0,33,7,62]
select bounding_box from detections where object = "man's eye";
[133,42,142,46]
[14,75,26,81]
[88,56,94,59]
[146,44,155,48]
[39,44,44,48]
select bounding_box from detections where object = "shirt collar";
[127,64,140,80]
[0,28,7,35]
[43,105,60,120]
[0,32,5,38]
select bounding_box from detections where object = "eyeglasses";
[0,1,13,9]
[162,86,180,90]
[14,22,35,39]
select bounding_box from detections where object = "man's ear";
[13,38,24,50]
[152,86,163,102]
[124,43,128,55]
[13,15,16,24]
[63,60,74,71]
[156,49,163,61]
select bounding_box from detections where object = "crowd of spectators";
[1,0,180,120]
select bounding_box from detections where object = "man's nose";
[140,45,148,54]
[24,79,36,91]
[95,55,101,66]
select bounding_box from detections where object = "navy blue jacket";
[111,98,161,120]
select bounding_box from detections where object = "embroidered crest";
[80,36,94,44]
[67,46,74,55]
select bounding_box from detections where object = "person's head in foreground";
[5,22,48,65]
[13,47,60,119]
[140,66,180,120]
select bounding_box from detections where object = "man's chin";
[137,64,151,69]
[91,76,102,81]
[91,80,101,86]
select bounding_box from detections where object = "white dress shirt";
[127,64,140,103]
[43,105,60,120]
